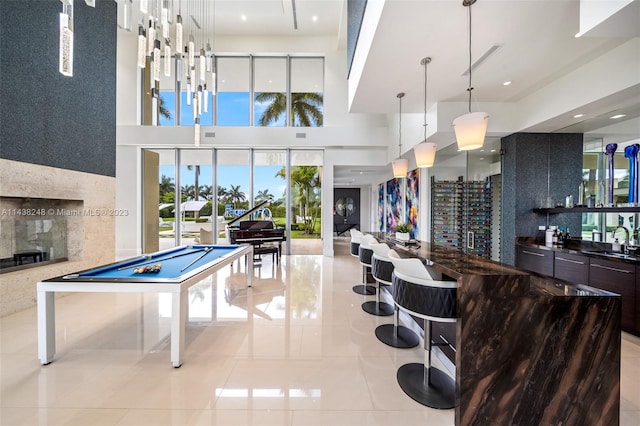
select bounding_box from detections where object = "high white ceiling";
[125,0,640,187]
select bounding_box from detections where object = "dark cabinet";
[636,265,640,332]
[589,258,635,332]
[554,252,589,285]
[516,245,554,276]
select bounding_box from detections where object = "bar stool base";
[362,301,394,316]
[352,285,376,295]
[397,363,455,409]
[375,324,419,348]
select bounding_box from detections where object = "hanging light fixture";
[59,0,74,77]
[453,0,489,151]
[392,92,409,178]
[414,57,438,167]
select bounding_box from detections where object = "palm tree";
[158,95,172,124]
[255,92,323,127]
[255,189,273,202]
[276,166,321,234]
[159,174,174,197]
[200,185,213,201]
[227,185,246,209]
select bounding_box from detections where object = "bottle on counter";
[578,181,585,206]
[545,227,554,246]
[565,194,574,208]
[552,228,558,245]
[557,226,564,247]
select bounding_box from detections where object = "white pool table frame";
[37,244,253,368]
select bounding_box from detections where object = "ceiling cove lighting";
[414,57,438,168]
[610,114,627,119]
[453,0,489,151]
[392,93,409,178]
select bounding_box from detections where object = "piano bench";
[253,246,280,264]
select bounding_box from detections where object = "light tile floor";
[1,238,639,425]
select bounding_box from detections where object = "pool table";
[37,244,253,368]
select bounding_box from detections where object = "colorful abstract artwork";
[406,169,419,239]
[378,183,385,232]
[386,178,402,232]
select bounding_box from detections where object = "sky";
[158,90,311,202]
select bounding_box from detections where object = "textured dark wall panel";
[0,0,117,177]
[501,133,583,265]
[346,0,367,79]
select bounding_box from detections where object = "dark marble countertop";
[372,233,617,298]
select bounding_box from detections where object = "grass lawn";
[158,216,321,238]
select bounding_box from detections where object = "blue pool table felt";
[55,245,241,282]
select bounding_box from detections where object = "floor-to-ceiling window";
[289,150,323,255]
[144,148,323,254]
[217,150,251,231]
[217,57,250,126]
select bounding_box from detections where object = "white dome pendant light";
[453,0,489,151]
[414,57,437,167]
[392,92,409,178]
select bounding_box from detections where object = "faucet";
[612,226,630,252]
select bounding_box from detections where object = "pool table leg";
[37,289,56,365]
[171,289,187,368]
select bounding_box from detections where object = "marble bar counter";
[377,235,621,426]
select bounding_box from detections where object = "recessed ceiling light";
[610,114,627,119]
[240,14,247,22]
[503,80,511,86]
[312,15,318,22]
[479,157,485,160]
[573,113,585,118]
[490,149,496,152]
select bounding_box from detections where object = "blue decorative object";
[624,144,640,204]
[605,143,618,205]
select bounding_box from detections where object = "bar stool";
[362,242,394,316]
[349,229,363,257]
[391,253,457,409]
[353,234,377,295]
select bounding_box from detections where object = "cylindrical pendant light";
[453,0,489,151]
[392,93,409,178]
[414,57,438,167]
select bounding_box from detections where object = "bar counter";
[376,234,621,426]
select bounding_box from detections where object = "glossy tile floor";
[1,238,639,425]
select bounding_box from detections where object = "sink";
[581,250,640,261]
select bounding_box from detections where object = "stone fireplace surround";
[0,159,116,317]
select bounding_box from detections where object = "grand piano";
[227,199,286,263]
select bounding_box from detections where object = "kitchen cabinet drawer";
[516,246,553,276]
[589,258,635,332]
[554,252,588,285]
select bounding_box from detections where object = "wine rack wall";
[431,177,493,259]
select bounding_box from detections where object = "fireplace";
[0,197,85,272]
[0,159,116,317]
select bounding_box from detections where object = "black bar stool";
[375,249,420,349]
[362,242,394,316]
[390,253,457,409]
[349,229,362,257]
[353,234,377,295]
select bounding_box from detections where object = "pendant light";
[414,57,437,167]
[453,0,489,151]
[392,93,409,178]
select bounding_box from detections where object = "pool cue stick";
[181,247,212,271]
[117,248,207,270]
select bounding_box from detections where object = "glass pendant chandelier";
[414,57,438,167]
[392,93,409,179]
[453,0,489,151]
[59,0,74,77]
